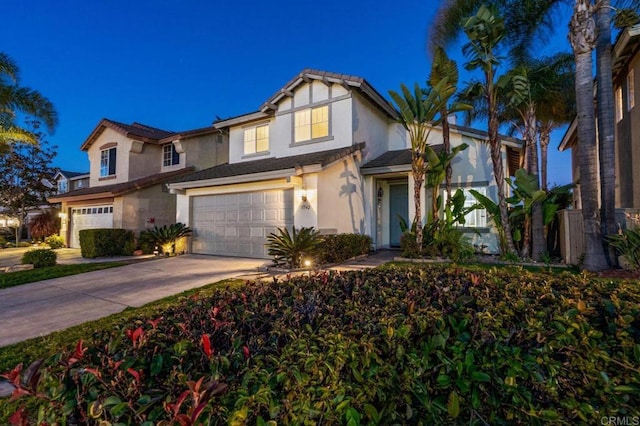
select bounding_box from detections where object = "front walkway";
[0,255,267,347]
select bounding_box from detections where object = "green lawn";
[0,262,130,290]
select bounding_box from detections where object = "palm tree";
[0,52,57,146]
[461,6,518,256]
[533,53,576,191]
[569,0,608,270]
[428,46,465,202]
[388,80,455,248]
[595,0,617,266]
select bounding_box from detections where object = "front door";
[389,183,408,247]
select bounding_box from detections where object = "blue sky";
[6,0,574,185]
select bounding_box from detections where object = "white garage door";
[191,189,293,258]
[70,206,114,248]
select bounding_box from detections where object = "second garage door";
[191,189,293,258]
[70,206,114,248]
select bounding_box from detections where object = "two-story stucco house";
[48,119,228,248]
[167,69,522,258]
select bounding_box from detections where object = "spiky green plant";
[146,223,192,255]
[607,228,640,270]
[266,226,321,269]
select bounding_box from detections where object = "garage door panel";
[70,205,113,249]
[191,189,292,258]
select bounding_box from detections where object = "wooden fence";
[558,208,640,265]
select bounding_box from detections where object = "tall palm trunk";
[524,105,546,260]
[539,122,552,191]
[412,152,425,248]
[595,0,617,267]
[569,0,608,271]
[487,75,517,256]
[442,112,453,201]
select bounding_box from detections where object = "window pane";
[171,145,180,165]
[244,128,256,154]
[295,110,311,142]
[616,87,623,122]
[108,148,117,175]
[256,125,269,152]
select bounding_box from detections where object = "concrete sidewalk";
[0,255,267,347]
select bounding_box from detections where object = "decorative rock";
[0,380,16,398]
[6,264,34,273]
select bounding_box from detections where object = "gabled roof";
[169,143,365,189]
[47,167,195,203]
[81,119,174,150]
[613,24,640,82]
[55,170,89,180]
[362,144,522,177]
[80,119,221,151]
[214,68,398,128]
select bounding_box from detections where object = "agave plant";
[266,226,321,269]
[146,223,192,255]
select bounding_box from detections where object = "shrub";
[28,211,60,240]
[3,265,640,424]
[79,229,135,258]
[607,227,640,270]
[318,233,372,264]
[137,230,156,254]
[266,226,320,268]
[145,223,192,255]
[21,248,56,268]
[17,241,31,248]
[44,235,64,249]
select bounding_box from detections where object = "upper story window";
[616,86,623,123]
[57,179,68,194]
[100,147,117,177]
[627,69,635,111]
[294,105,329,143]
[244,124,269,155]
[163,143,180,167]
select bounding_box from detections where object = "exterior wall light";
[377,187,384,204]
[300,188,311,210]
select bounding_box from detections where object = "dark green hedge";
[21,248,57,268]
[79,228,135,258]
[319,233,372,264]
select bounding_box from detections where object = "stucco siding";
[352,93,391,163]
[120,185,176,232]
[87,128,133,187]
[317,155,366,234]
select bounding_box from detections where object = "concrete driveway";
[0,247,143,267]
[0,255,267,347]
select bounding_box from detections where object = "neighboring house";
[167,69,522,258]
[53,170,89,194]
[559,24,640,209]
[48,119,228,248]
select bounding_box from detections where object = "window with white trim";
[627,69,635,111]
[616,87,623,123]
[294,105,329,142]
[100,147,116,177]
[442,186,487,228]
[163,143,180,167]
[57,179,68,193]
[244,124,269,155]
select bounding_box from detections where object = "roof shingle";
[170,143,365,185]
